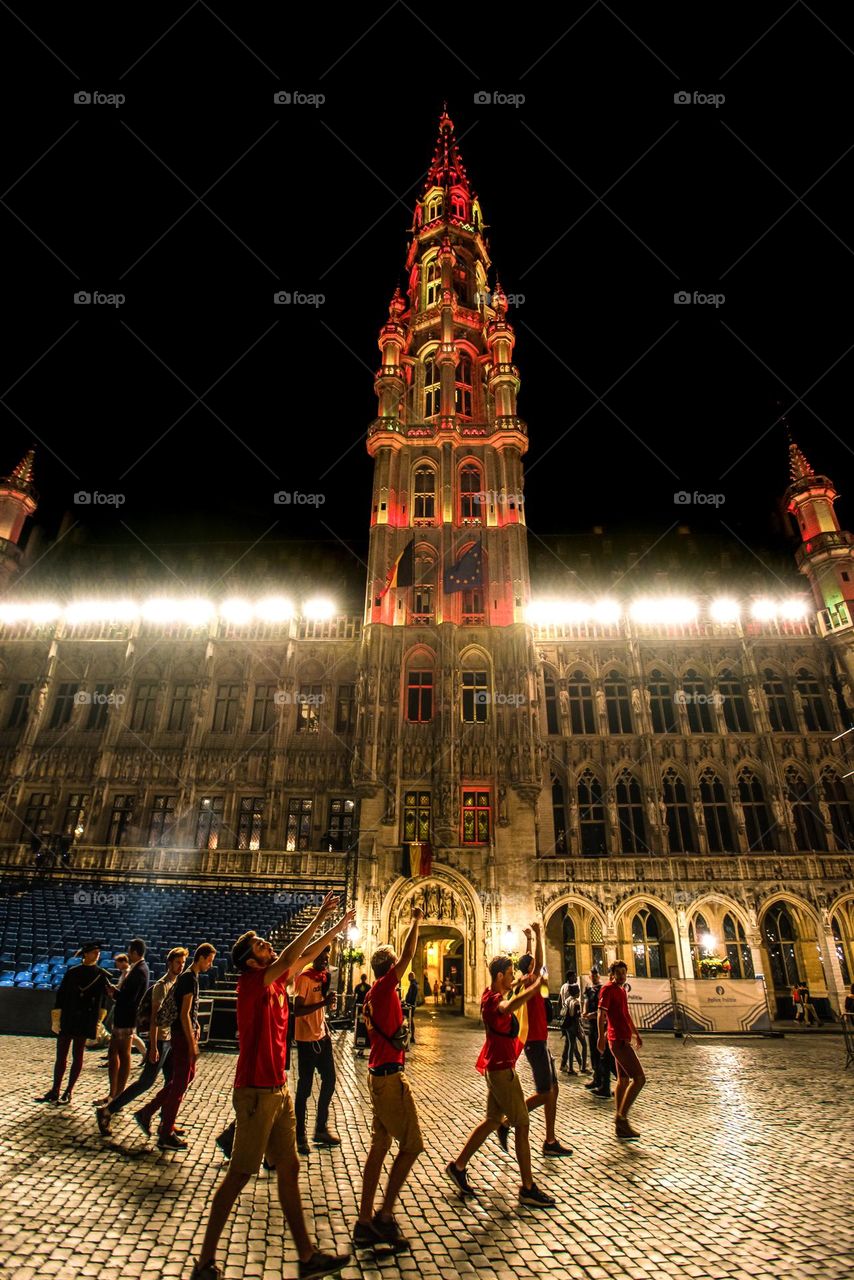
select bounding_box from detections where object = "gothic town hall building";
[1,111,853,1019]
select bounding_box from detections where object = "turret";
[0,449,38,584]
[785,432,854,633]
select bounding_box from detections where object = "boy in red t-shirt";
[192,892,355,1280]
[353,907,425,1253]
[446,953,556,1208]
[597,960,646,1140]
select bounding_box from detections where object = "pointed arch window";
[786,768,826,851]
[455,355,473,418]
[424,258,442,307]
[631,908,663,978]
[794,668,830,731]
[683,669,714,732]
[411,549,435,625]
[738,771,775,852]
[762,668,793,731]
[615,773,648,853]
[689,913,711,978]
[562,911,577,975]
[427,195,443,222]
[763,904,799,989]
[551,777,567,854]
[568,670,596,734]
[450,193,467,220]
[700,771,734,852]
[578,769,606,856]
[413,466,436,523]
[663,769,693,852]
[648,670,677,733]
[723,912,754,978]
[604,671,632,734]
[544,674,559,735]
[821,771,854,850]
[719,669,752,731]
[459,464,483,523]
[423,356,441,417]
[590,917,605,971]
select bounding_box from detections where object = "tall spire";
[3,448,36,493]
[423,106,472,196]
[786,430,814,484]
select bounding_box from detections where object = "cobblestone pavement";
[0,1015,851,1280]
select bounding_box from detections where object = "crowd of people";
[33,896,648,1280]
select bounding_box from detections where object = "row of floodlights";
[0,597,339,627]
[525,597,811,626]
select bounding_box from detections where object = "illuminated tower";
[354,111,544,994]
[786,434,854,634]
[365,106,531,627]
[0,449,37,585]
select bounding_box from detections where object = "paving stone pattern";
[0,1015,850,1280]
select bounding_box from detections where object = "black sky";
[2,2,853,590]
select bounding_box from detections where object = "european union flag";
[443,540,484,593]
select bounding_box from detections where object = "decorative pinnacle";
[3,448,36,491]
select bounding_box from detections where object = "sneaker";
[297,1250,351,1279]
[297,1132,311,1155]
[214,1127,234,1160]
[352,1220,383,1248]
[172,1126,186,1137]
[313,1128,341,1146]
[93,1095,111,1108]
[370,1215,409,1250]
[58,1092,72,1106]
[583,1082,597,1091]
[96,1106,112,1136]
[615,1116,640,1140]
[519,1183,556,1208]
[191,1263,222,1280]
[158,1132,188,1151]
[133,1110,152,1137]
[445,1161,474,1198]
[542,1139,573,1157]
[35,1091,59,1104]
[496,1123,509,1152]
[591,1088,612,1099]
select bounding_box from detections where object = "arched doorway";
[760,898,827,1019]
[617,902,678,977]
[379,868,484,1017]
[543,900,607,984]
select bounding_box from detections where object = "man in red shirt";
[352,906,425,1253]
[597,960,646,1140]
[508,923,572,1158]
[446,952,556,1208]
[191,892,355,1280]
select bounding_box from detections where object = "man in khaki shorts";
[446,953,556,1208]
[353,907,425,1252]
[191,892,355,1280]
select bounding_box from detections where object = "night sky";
[3,2,853,595]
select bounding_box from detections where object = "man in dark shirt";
[353,973,371,1055]
[403,974,418,1044]
[37,942,116,1103]
[583,967,613,1097]
[135,942,216,1150]
[96,938,149,1107]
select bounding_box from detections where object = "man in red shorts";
[446,953,556,1208]
[191,891,355,1280]
[352,905,425,1252]
[597,959,646,1140]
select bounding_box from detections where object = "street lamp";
[502,925,515,954]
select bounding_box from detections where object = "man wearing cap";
[192,891,354,1280]
[96,946,188,1137]
[37,942,116,1104]
[499,924,572,1158]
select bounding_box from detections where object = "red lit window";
[407,671,433,722]
[455,355,473,418]
[459,465,482,521]
[424,357,440,417]
[462,790,490,844]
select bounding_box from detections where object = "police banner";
[673,978,771,1033]
[622,977,674,1030]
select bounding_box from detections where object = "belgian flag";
[377,539,415,601]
